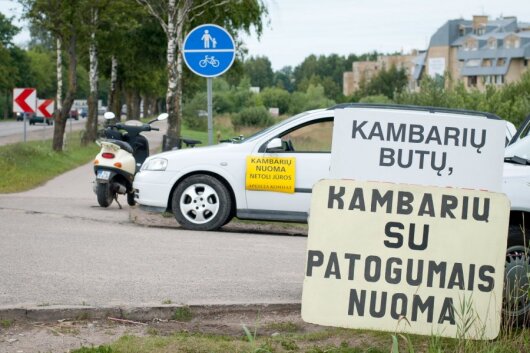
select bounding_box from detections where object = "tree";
[360,64,408,99]
[0,13,20,119]
[136,0,267,143]
[242,56,273,89]
[23,0,83,151]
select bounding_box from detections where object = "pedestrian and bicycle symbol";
[183,24,235,77]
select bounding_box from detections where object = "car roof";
[328,103,502,121]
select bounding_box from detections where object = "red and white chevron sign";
[13,88,37,113]
[37,99,55,118]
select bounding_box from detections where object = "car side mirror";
[266,138,283,151]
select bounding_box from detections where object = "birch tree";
[81,7,99,145]
[136,0,266,143]
[23,0,82,151]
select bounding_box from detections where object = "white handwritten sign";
[330,108,506,192]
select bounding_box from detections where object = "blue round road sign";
[183,24,235,78]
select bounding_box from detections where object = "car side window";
[279,119,333,153]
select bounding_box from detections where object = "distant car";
[69,109,79,120]
[29,114,53,126]
[80,107,88,118]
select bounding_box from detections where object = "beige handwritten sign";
[302,179,510,339]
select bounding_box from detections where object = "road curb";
[0,303,301,323]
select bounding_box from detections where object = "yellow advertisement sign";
[302,179,510,339]
[245,156,296,193]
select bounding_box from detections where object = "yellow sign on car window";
[246,156,296,193]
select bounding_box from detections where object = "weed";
[265,321,300,333]
[76,312,90,321]
[172,306,192,322]
[37,303,50,307]
[71,346,113,353]
[146,327,159,336]
[242,324,273,353]
[161,299,172,304]
[0,319,12,328]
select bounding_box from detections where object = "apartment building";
[343,15,530,96]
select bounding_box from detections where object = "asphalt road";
[0,127,307,308]
[0,119,86,145]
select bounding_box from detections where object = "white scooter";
[93,112,168,208]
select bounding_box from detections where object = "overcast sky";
[2,0,529,70]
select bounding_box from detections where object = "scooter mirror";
[104,112,116,120]
[157,113,169,121]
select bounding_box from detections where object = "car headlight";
[142,158,168,171]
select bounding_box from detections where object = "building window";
[465,59,481,67]
[488,39,496,49]
[495,75,504,85]
[514,39,520,48]
[483,76,492,85]
[482,59,492,67]
[468,76,478,87]
[497,58,506,66]
[525,59,528,67]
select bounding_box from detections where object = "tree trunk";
[53,32,77,151]
[3,90,9,120]
[107,55,118,117]
[165,0,179,139]
[112,79,122,121]
[53,37,63,150]
[83,8,99,145]
[124,88,140,121]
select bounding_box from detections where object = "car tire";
[96,182,114,207]
[504,244,530,326]
[172,174,232,231]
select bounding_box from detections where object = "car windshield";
[233,111,315,144]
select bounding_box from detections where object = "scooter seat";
[107,139,134,154]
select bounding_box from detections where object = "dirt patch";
[0,305,330,353]
[129,206,309,236]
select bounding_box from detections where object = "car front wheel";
[504,245,530,326]
[172,174,232,231]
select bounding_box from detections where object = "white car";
[134,104,519,231]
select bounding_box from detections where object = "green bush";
[232,106,273,129]
[260,87,291,115]
[395,72,530,126]
[183,92,207,130]
[359,95,394,104]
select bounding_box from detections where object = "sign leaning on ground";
[302,179,510,339]
[330,107,507,192]
[303,107,511,339]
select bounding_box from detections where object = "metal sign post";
[183,24,235,145]
[207,77,213,145]
[13,88,37,143]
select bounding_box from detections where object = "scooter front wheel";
[96,182,114,207]
[127,192,136,206]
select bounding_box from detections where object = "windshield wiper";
[504,156,530,165]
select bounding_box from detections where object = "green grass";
[172,306,193,322]
[69,326,530,353]
[0,131,100,193]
